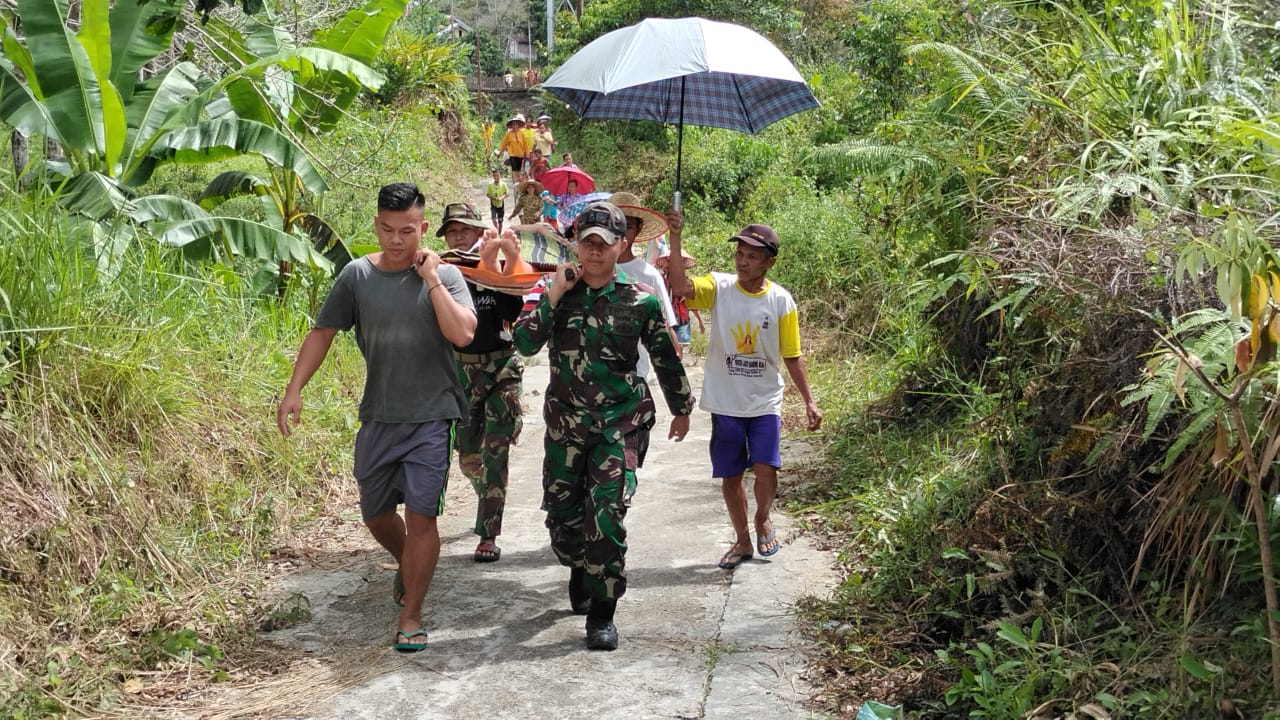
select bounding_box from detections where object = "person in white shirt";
[608,192,680,371]
[663,211,822,571]
[605,192,680,469]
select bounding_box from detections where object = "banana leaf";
[78,0,127,172]
[132,195,332,271]
[294,0,403,131]
[108,0,183,101]
[197,170,272,210]
[0,55,57,139]
[58,171,133,221]
[19,0,111,155]
[121,62,204,184]
[300,213,352,272]
[148,118,328,194]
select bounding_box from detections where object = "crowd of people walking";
[274,110,822,655]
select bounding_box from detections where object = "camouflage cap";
[435,202,488,236]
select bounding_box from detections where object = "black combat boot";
[585,599,618,651]
[568,567,590,615]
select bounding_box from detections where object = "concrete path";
[262,360,836,719]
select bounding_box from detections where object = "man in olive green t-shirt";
[276,183,477,654]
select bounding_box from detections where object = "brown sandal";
[473,541,502,563]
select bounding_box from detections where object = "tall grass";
[0,194,363,716]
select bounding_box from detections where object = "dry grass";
[101,649,387,719]
[0,328,358,716]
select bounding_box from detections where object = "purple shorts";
[709,413,782,478]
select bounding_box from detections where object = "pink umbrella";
[540,165,595,196]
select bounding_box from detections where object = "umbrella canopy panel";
[559,191,613,226]
[543,17,819,134]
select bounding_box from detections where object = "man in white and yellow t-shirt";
[664,212,822,571]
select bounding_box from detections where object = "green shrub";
[659,129,779,216]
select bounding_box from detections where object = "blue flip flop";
[394,629,428,653]
[392,568,405,607]
[757,528,780,557]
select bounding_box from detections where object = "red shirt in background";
[530,156,549,181]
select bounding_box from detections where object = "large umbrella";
[542,17,819,208]
[539,165,596,196]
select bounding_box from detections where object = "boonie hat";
[435,202,488,236]
[506,112,526,127]
[574,202,627,245]
[729,223,779,256]
[607,191,668,243]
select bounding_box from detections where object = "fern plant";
[1125,212,1280,696]
[1120,308,1237,470]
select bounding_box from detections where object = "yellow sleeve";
[779,307,801,358]
[688,274,717,311]
[498,132,514,154]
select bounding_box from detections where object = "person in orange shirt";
[497,114,532,182]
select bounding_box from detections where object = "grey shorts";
[353,420,453,520]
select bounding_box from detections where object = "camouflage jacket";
[513,270,694,444]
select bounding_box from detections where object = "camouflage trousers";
[456,349,523,538]
[541,424,640,601]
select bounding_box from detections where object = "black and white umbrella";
[542,17,819,208]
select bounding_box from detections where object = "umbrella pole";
[674,76,685,211]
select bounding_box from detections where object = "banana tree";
[0,0,332,274]
[195,0,406,286]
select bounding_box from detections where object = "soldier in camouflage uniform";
[513,202,694,651]
[437,203,525,562]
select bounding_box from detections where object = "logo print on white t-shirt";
[730,321,759,354]
[726,321,766,378]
